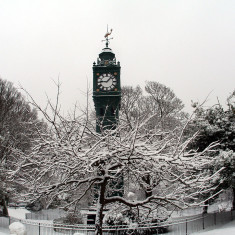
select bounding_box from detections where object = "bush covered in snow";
[54,211,83,225]
[53,211,84,233]
[104,208,168,234]
[9,222,27,235]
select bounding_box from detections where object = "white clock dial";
[98,73,117,91]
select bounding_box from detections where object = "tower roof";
[99,47,115,61]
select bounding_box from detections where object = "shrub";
[53,212,83,232]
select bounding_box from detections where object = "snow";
[8,208,30,220]
[0,209,30,235]
[1,220,235,235]
[192,220,235,234]
[0,218,235,235]
[9,222,26,235]
[0,227,9,235]
[0,206,234,235]
[127,191,136,201]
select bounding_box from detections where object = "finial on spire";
[102,25,113,47]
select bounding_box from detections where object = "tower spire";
[102,25,113,47]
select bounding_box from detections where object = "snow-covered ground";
[192,220,235,234]
[1,221,235,235]
[0,202,233,235]
[0,227,9,235]
[0,208,30,234]
[8,208,30,220]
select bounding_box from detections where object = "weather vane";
[102,25,113,47]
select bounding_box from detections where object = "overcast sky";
[0,0,234,114]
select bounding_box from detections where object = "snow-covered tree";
[214,151,235,196]
[120,85,143,130]
[0,78,45,216]
[8,87,222,235]
[185,91,235,212]
[145,81,184,118]
[187,105,235,152]
[121,82,187,132]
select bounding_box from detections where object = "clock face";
[97,73,117,91]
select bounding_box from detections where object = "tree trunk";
[232,187,235,211]
[143,174,152,198]
[203,200,209,214]
[0,198,9,217]
[95,181,107,235]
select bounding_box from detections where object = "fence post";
[203,213,205,230]
[39,222,40,235]
[186,219,188,235]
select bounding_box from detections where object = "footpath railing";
[1,210,235,235]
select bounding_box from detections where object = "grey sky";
[0,0,234,113]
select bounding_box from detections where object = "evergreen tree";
[186,90,235,212]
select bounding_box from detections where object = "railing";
[1,210,235,234]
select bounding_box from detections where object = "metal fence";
[1,210,235,235]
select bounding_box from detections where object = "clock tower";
[93,29,121,133]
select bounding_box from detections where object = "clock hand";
[102,77,112,83]
[106,77,112,83]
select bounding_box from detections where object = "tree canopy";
[185,90,235,212]
[120,81,187,132]
[0,78,45,216]
[8,84,222,234]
